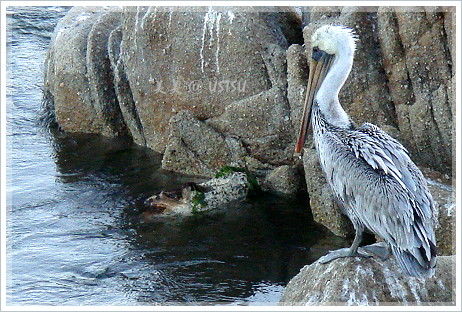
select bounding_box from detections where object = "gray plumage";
[312,102,437,278]
[296,25,437,278]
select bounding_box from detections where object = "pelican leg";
[318,228,371,264]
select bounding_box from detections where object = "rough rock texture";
[161,110,244,176]
[261,165,301,196]
[44,7,120,136]
[280,255,455,305]
[294,6,454,175]
[377,7,454,174]
[45,6,303,178]
[427,179,456,256]
[45,7,455,253]
[46,6,454,179]
[286,43,308,136]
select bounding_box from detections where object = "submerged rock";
[143,172,250,219]
[279,255,455,306]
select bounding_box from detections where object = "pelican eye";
[312,46,324,61]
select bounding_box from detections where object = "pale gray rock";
[426,179,455,256]
[262,165,301,196]
[161,110,246,177]
[280,255,455,305]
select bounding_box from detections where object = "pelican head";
[295,25,357,154]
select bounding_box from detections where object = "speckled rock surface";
[294,6,454,174]
[161,110,242,176]
[46,7,453,179]
[44,7,118,135]
[280,255,455,306]
[45,6,302,177]
[426,179,456,256]
[201,172,250,208]
[261,165,301,196]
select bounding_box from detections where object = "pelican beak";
[294,51,334,155]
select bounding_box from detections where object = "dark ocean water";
[5,6,348,306]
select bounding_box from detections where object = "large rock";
[280,255,455,305]
[44,7,121,136]
[45,6,454,188]
[377,7,454,173]
[45,6,302,177]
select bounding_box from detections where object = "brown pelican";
[295,25,436,278]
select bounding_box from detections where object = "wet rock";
[44,7,115,135]
[426,179,455,256]
[143,172,250,218]
[280,255,455,305]
[262,165,301,196]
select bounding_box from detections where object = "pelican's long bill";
[294,51,334,155]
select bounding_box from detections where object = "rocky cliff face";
[44,6,454,178]
[45,6,302,178]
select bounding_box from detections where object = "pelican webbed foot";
[318,247,371,264]
[318,242,390,264]
[360,242,390,260]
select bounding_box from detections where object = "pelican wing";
[355,123,434,222]
[317,123,435,263]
